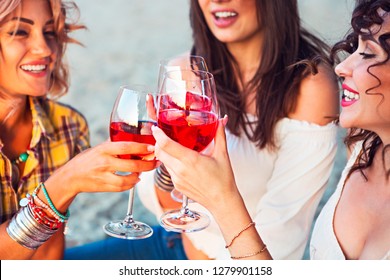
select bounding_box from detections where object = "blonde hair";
[0,0,86,98]
[0,0,20,21]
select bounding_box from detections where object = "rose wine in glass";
[157,55,208,203]
[103,85,156,239]
[157,69,219,233]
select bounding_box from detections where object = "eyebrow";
[10,17,54,25]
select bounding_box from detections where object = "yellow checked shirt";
[0,97,90,224]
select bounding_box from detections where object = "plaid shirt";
[0,97,90,224]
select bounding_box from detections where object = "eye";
[44,30,57,38]
[359,52,376,59]
[8,29,28,36]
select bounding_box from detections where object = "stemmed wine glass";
[157,69,219,233]
[157,55,208,202]
[157,55,208,91]
[103,85,156,239]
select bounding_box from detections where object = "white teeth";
[21,65,46,72]
[343,89,360,101]
[215,11,237,18]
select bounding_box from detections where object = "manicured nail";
[147,145,155,152]
[222,114,228,126]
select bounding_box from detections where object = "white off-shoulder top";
[138,117,338,259]
[310,141,390,260]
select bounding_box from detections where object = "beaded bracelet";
[28,197,61,230]
[37,182,70,221]
[225,221,256,248]
[32,193,65,223]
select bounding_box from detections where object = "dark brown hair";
[189,0,333,149]
[331,0,390,179]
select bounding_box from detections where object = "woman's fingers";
[98,140,155,157]
[151,125,198,159]
[109,156,159,173]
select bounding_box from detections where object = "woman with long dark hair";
[65,0,339,260]
[139,0,339,260]
[152,0,390,260]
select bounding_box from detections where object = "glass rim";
[162,69,214,81]
[159,54,206,66]
[118,84,157,96]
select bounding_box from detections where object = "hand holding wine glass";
[103,85,156,239]
[157,55,208,203]
[156,69,219,233]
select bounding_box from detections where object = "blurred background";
[62,0,355,258]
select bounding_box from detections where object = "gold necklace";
[11,152,29,188]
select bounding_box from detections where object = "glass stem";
[180,194,190,215]
[123,188,135,224]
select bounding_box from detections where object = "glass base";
[171,189,194,203]
[160,209,210,233]
[103,220,153,240]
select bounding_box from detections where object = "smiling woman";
[0,0,158,260]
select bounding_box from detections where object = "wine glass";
[157,69,219,233]
[103,85,156,239]
[157,55,208,92]
[157,55,208,202]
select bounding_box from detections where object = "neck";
[0,95,29,130]
[226,33,263,86]
[0,95,32,159]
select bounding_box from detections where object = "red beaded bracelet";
[27,196,62,230]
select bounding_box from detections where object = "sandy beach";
[61,0,354,259]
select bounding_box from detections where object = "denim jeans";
[64,226,187,260]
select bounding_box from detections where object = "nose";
[30,33,53,57]
[335,53,353,78]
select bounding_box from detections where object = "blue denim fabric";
[64,226,187,260]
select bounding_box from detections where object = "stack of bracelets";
[6,182,70,250]
[154,164,174,192]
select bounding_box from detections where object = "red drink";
[158,109,218,152]
[160,92,212,112]
[110,121,156,159]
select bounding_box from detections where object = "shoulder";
[289,63,340,126]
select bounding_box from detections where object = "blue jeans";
[64,226,187,260]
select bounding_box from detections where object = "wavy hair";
[0,0,86,98]
[331,0,390,179]
[189,0,333,149]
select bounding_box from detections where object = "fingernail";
[222,114,228,126]
[147,145,155,152]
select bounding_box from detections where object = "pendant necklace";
[11,151,29,188]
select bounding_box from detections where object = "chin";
[338,115,354,129]
[27,89,49,97]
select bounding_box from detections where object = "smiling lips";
[212,10,238,28]
[341,84,360,107]
[20,62,49,78]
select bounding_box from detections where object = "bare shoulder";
[289,64,340,126]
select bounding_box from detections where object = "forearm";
[31,229,64,259]
[0,220,62,260]
[210,191,272,260]
[0,221,36,259]
[155,184,181,210]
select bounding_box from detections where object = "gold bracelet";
[231,244,267,260]
[225,221,255,248]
